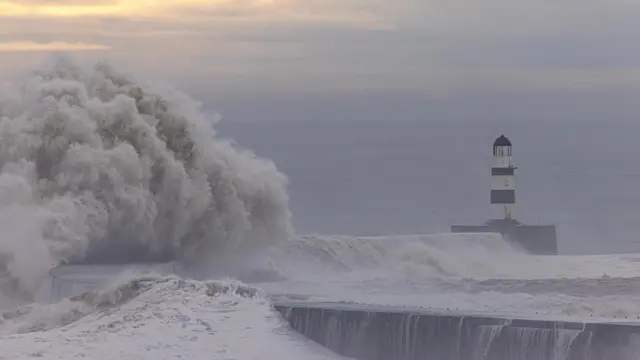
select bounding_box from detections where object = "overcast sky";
[2,1,640,247]
[0,1,639,104]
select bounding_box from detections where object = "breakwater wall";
[274,303,640,360]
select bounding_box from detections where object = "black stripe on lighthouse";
[491,167,515,176]
[491,189,515,204]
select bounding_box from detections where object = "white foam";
[265,233,640,282]
[264,279,640,322]
[40,231,640,321]
[255,233,640,321]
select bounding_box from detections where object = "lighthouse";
[450,134,558,255]
[491,135,516,221]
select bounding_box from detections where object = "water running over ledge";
[275,302,640,360]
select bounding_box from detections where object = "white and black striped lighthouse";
[491,135,516,220]
[451,134,558,255]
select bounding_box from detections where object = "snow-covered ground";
[0,275,348,360]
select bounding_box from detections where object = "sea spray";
[0,56,292,302]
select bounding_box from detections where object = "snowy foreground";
[5,232,640,359]
[0,276,346,360]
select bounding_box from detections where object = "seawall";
[274,303,640,360]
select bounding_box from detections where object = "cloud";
[0,0,381,24]
[0,0,209,17]
[0,41,110,52]
[1,0,640,96]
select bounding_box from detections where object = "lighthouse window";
[493,146,511,157]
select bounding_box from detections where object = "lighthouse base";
[450,219,558,255]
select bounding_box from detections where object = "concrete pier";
[451,220,558,255]
[275,302,640,360]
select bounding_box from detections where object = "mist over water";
[0,57,292,302]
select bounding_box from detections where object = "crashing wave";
[0,56,292,301]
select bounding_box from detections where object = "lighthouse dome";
[493,134,512,147]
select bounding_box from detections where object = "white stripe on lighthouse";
[491,175,514,190]
[492,155,512,168]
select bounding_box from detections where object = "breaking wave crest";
[0,57,292,302]
[267,232,523,281]
[266,233,640,282]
